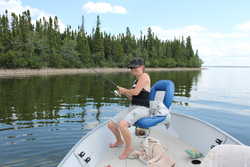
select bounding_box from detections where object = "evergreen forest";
[0,10,203,69]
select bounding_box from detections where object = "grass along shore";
[0,68,203,78]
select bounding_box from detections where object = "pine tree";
[93,15,105,66]
[186,36,194,58]
[103,33,112,62]
[76,22,92,67]
[112,40,124,67]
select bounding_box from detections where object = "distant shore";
[0,68,203,78]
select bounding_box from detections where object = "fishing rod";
[91,69,121,97]
[91,69,118,88]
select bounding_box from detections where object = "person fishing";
[107,57,151,160]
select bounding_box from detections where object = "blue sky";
[1,0,250,66]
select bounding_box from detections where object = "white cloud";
[148,24,250,66]
[0,0,65,32]
[235,21,250,32]
[82,2,127,14]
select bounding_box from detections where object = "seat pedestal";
[135,127,150,138]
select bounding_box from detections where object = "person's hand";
[117,86,126,95]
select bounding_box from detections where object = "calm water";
[0,68,250,167]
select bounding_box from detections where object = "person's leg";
[118,120,133,159]
[118,106,150,159]
[107,121,123,147]
[107,108,131,148]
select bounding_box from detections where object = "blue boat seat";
[134,116,166,129]
[134,80,175,129]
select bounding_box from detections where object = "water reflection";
[0,71,200,130]
[150,71,201,97]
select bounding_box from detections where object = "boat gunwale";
[172,112,243,145]
[57,120,109,167]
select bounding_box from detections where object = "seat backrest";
[149,80,175,109]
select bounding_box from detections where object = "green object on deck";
[185,149,203,159]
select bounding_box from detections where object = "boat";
[57,112,242,167]
[57,80,243,167]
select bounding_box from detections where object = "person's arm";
[125,94,132,100]
[118,74,149,96]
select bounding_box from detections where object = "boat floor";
[97,125,203,167]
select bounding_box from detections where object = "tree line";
[0,10,203,69]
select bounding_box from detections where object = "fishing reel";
[113,90,121,97]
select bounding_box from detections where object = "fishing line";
[91,69,121,97]
[91,69,118,87]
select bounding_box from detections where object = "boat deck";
[97,125,203,167]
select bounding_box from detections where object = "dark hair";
[127,57,144,69]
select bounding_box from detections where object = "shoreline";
[0,68,203,78]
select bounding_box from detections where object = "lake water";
[0,67,250,167]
